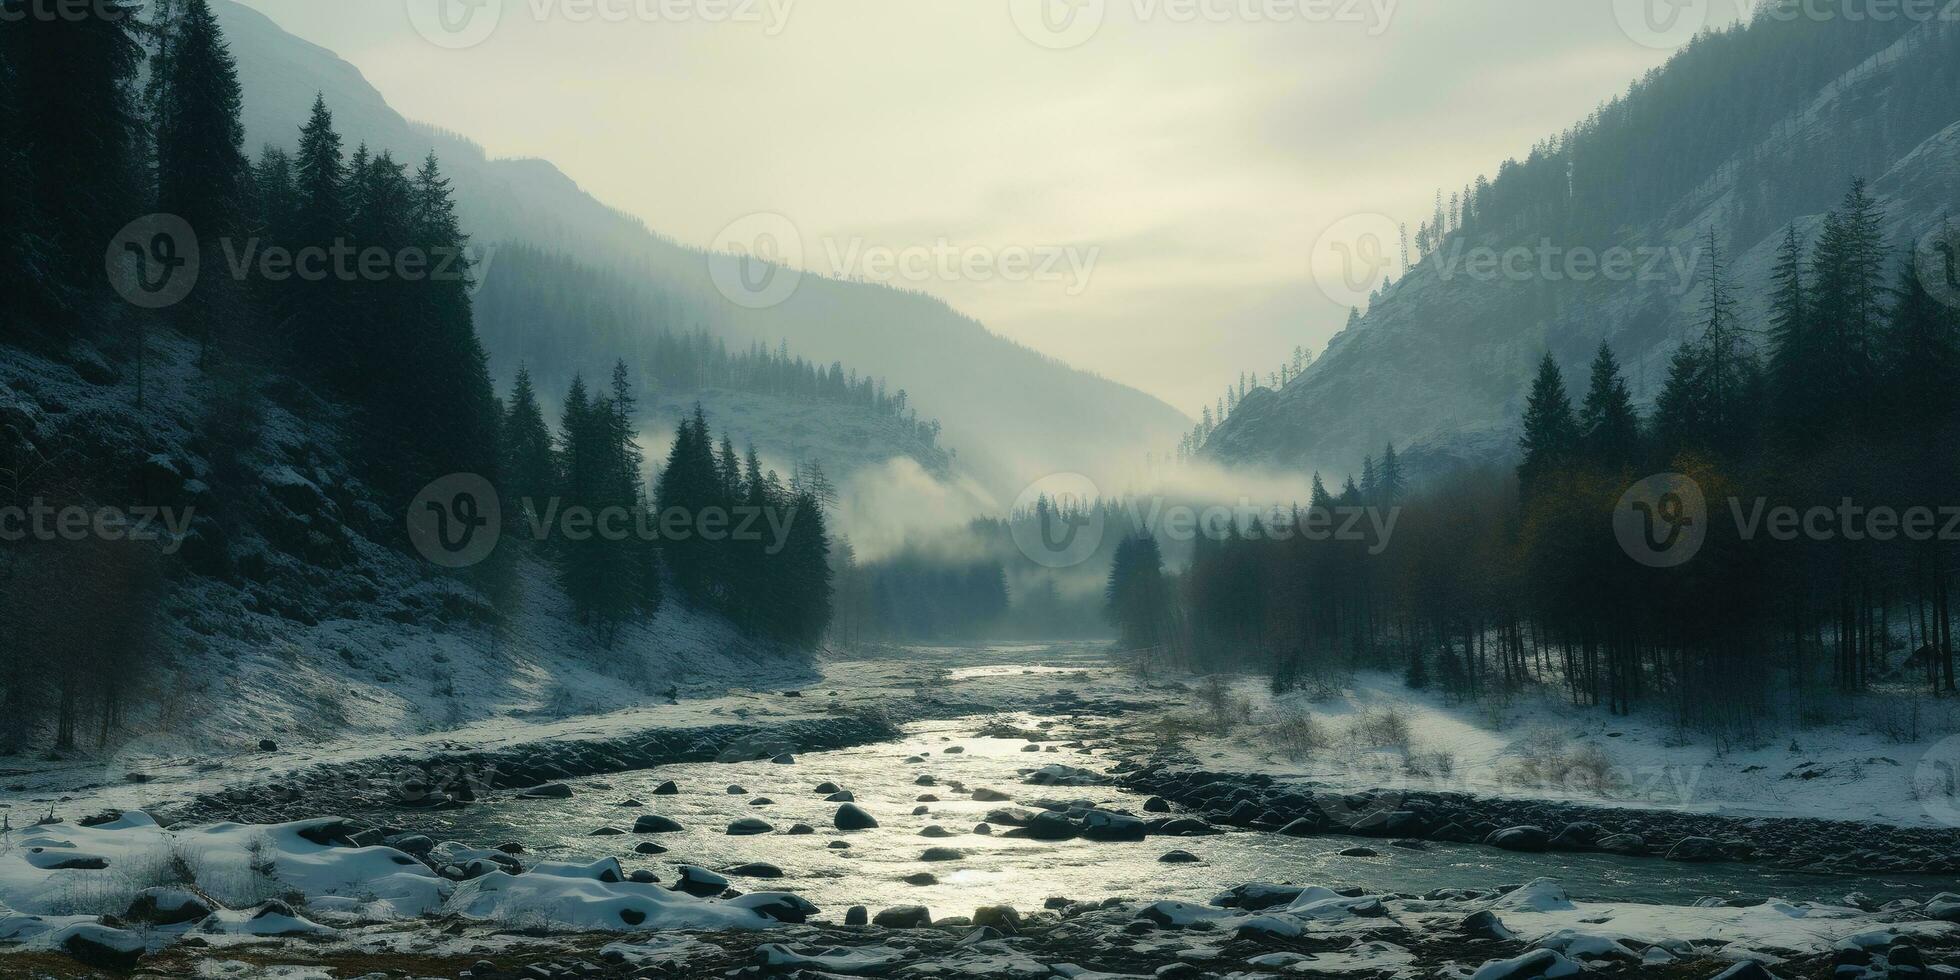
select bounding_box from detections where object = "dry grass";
[1502,728,1618,795]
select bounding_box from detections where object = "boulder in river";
[1159,849,1200,863]
[873,905,933,928]
[825,790,855,802]
[1597,833,1647,856]
[845,905,868,925]
[920,825,956,838]
[815,782,841,794]
[973,905,1021,933]
[518,783,573,800]
[1022,810,1079,841]
[1485,826,1551,852]
[727,817,775,836]
[972,788,1012,802]
[634,841,668,855]
[633,814,684,834]
[835,804,879,831]
[671,865,729,897]
[921,847,965,862]
[725,862,784,879]
[652,780,679,795]
[1081,810,1147,842]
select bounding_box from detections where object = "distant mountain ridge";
[1208,13,1960,481]
[214,1,1190,501]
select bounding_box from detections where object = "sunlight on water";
[348,702,1954,920]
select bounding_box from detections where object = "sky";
[236,0,1747,414]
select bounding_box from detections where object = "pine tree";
[501,367,557,518]
[1377,444,1406,502]
[1359,456,1380,502]
[1105,533,1169,651]
[1766,224,1822,445]
[0,34,47,326]
[655,406,722,608]
[1578,341,1641,468]
[10,0,146,298]
[292,94,346,257]
[1886,248,1960,440]
[1517,353,1578,494]
[1811,177,1890,426]
[149,0,250,360]
[287,95,347,365]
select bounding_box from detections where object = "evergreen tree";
[1766,224,1823,445]
[1886,247,1960,439]
[1578,341,1641,468]
[1105,533,1169,651]
[654,406,721,607]
[1377,444,1406,502]
[1359,456,1380,502]
[776,489,833,648]
[288,95,347,363]
[1811,178,1890,426]
[501,367,557,518]
[147,0,247,351]
[1517,353,1578,493]
[8,0,146,299]
[0,34,49,325]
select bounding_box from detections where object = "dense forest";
[1113,181,1960,733]
[475,245,951,463]
[1406,9,1960,267]
[0,0,835,752]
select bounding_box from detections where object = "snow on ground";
[0,642,1129,825]
[1159,668,1960,828]
[0,808,804,964]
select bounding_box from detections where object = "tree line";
[0,1,838,753]
[1111,180,1960,731]
[474,244,949,461]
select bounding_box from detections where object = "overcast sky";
[237,0,1745,413]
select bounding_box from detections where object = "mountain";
[1208,14,1960,480]
[214,1,1189,502]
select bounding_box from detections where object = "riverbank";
[5,643,1960,978]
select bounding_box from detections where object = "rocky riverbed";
[5,649,1960,978]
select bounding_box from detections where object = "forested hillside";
[209,0,1190,499]
[1208,9,1960,478]
[475,245,954,477]
[1114,180,1958,734]
[0,0,822,753]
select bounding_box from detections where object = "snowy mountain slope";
[1209,18,1960,480]
[213,2,1190,499]
[0,329,812,756]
